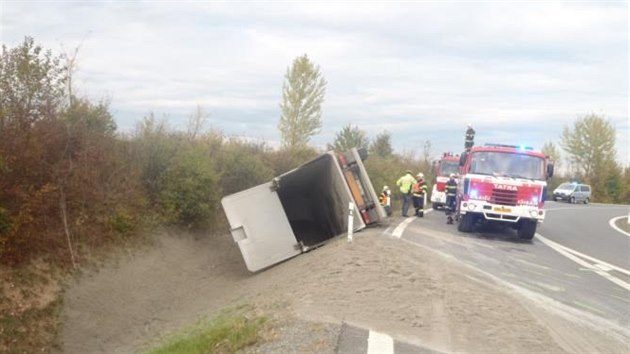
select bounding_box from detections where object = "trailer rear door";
[221,182,300,272]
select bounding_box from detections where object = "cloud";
[3,1,627,165]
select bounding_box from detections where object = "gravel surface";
[246,316,340,354]
[59,226,625,353]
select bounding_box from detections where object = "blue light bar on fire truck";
[484,143,534,151]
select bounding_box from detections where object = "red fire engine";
[456,143,554,240]
[430,152,460,209]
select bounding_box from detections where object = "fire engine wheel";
[457,213,474,233]
[518,220,537,240]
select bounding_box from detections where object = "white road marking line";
[391,209,432,238]
[398,237,630,342]
[535,234,630,276]
[392,218,415,238]
[535,233,630,291]
[609,216,630,237]
[367,330,394,354]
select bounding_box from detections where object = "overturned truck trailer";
[221,148,385,272]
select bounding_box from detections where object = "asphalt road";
[389,202,630,340]
[540,201,630,271]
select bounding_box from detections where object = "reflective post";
[424,193,427,212]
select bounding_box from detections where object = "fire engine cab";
[430,152,460,209]
[456,143,554,240]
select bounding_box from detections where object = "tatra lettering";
[493,184,518,191]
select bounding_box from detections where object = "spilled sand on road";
[60,225,626,353]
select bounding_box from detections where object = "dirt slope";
[59,226,624,353]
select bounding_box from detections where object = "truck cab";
[456,144,554,240]
[430,153,460,209]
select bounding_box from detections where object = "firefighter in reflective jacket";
[445,173,458,224]
[412,173,428,217]
[397,170,416,217]
[379,186,392,216]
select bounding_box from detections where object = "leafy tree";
[278,54,327,149]
[63,97,117,136]
[560,114,616,201]
[541,141,561,172]
[370,131,393,158]
[561,114,615,178]
[620,167,630,204]
[0,38,67,264]
[604,162,623,203]
[541,141,563,191]
[0,36,65,131]
[329,124,369,151]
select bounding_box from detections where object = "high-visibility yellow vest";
[396,174,416,194]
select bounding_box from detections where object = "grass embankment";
[142,305,267,354]
[0,262,64,354]
[614,217,630,233]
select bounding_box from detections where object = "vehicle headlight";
[470,189,479,199]
[468,203,477,210]
[529,209,538,217]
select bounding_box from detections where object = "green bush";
[217,141,275,195]
[108,208,135,235]
[265,147,319,176]
[158,146,221,230]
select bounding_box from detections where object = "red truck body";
[455,143,554,239]
[430,153,460,209]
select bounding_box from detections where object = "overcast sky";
[2,1,628,165]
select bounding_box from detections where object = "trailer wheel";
[518,220,537,240]
[457,213,474,233]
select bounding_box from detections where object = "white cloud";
[2,0,627,165]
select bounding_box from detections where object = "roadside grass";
[614,217,630,233]
[142,305,267,354]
